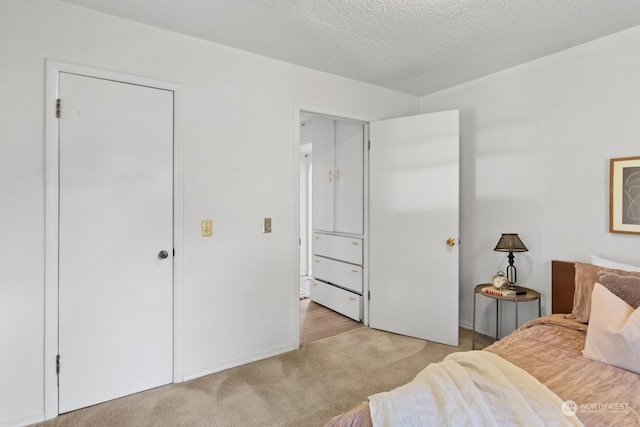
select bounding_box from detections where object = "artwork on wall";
[610,156,640,235]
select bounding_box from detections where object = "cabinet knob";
[446,238,456,247]
[335,169,340,181]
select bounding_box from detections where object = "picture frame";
[610,156,640,235]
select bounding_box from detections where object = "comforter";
[326,315,640,426]
[368,350,582,426]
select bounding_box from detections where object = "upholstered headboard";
[551,260,575,314]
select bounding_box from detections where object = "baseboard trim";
[183,344,298,382]
[0,413,44,427]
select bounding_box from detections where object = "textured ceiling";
[58,0,640,96]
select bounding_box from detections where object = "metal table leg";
[472,290,477,350]
[538,297,541,318]
[496,300,499,340]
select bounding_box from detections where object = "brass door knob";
[446,238,456,247]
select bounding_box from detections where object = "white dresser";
[307,115,365,321]
[310,233,363,321]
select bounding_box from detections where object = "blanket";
[368,351,583,427]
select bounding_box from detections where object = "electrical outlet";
[201,219,212,237]
[263,218,272,233]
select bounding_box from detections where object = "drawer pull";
[349,296,356,301]
[312,282,318,287]
[315,235,321,240]
[351,241,360,246]
[351,269,360,273]
[314,258,320,263]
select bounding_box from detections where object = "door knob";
[158,250,169,259]
[446,238,456,247]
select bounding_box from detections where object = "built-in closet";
[300,115,365,322]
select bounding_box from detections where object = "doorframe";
[44,60,184,419]
[292,103,373,346]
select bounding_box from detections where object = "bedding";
[326,261,640,426]
[368,350,582,426]
[567,262,640,323]
[488,315,639,426]
[590,254,640,272]
[326,315,640,427]
[597,271,640,308]
[582,283,640,374]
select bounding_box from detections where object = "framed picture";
[610,156,640,235]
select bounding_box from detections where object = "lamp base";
[506,262,517,284]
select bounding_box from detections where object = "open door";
[368,110,459,346]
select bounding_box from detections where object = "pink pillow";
[567,262,640,323]
[597,272,640,309]
[583,283,640,374]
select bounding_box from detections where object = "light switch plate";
[201,219,212,237]
[263,218,272,233]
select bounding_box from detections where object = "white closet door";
[369,110,459,346]
[334,120,364,234]
[58,72,174,412]
[311,116,335,232]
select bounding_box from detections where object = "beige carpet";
[34,327,492,427]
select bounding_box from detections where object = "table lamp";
[494,233,528,285]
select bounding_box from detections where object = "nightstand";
[472,283,541,350]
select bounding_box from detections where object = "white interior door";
[369,110,459,346]
[58,72,174,412]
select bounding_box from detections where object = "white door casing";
[57,72,174,412]
[368,110,460,346]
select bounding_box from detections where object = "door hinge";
[368,140,371,150]
[56,354,60,375]
[368,290,371,301]
[173,248,176,257]
[56,99,61,118]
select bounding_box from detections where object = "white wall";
[0,0,419,425]
[420,26,640,337]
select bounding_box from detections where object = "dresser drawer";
[312,233,363,265]
[310,280,362,321]
[313,256,362,294]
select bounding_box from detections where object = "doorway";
[298,110,368,343]
[294,106,460,348]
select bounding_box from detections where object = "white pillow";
[590,255,640,272]
[583,283,640,374]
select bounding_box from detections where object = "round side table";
[472,283,541,350]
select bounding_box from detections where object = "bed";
[326,259,640,426]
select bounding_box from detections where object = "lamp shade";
[494,233,528,253]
